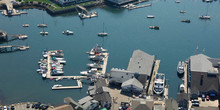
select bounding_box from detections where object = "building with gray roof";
[189,54,220,94]
[121,78,143,93]
[109,49,156,85]
[132,98,154,110]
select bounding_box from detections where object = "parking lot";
[0,102,54,110]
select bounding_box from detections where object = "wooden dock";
[0,45,29,53]
[52,80,82,90]
[147,60,160,96]
[100,52,109,75]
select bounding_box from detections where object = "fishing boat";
[18,34,28,40]
[98,23,108,37]
[181,19,191,23]
[153,73,165,95]
[62,30,74,35]
[149,26,160,30]
[177,61,185,74]
[147,15,155,18]
[22,24,29,27]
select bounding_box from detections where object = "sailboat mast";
[103,22,105,33]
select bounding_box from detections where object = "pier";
[184,62,188,94]
[0,45,29,53]
[100,52,109,75]
[0,0,27,16]
[43,50,88,90]
[52,80,82,90]
[76,5,98,19]
[122,3,151,10]
[147,60,160,96]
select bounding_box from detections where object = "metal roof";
[121,78,143,89]
[127,49,155,76]
[78,96,93,105]
[190,54,217,73]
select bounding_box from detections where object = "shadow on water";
[177,72,184,79]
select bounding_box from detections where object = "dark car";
[202,94,205,101]
[32,103,35,108]
[26,102,30,108]
[11,106,15,110]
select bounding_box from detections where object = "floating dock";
[0,45,29,53]
[52,80,82,90]
[122,4,151,10]
[100,52,109,75]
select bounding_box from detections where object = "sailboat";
[199,4,211,19]
[97,23,108,37]
[37,14,47,27]
[40,28,48,36]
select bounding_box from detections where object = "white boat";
[22,24,29,27]
[37,24,47,27]
[40,30,48,35]
[87,63,102,68]
[58,60,66,64]
[175,0,180,3]
[179,83,185,92]
[18,46,30,51]
[199,15,211,19]
[18,34,28,40]
[177,61,184,74]
[80,68,98,76]
[147,15,155,18]
[52,84,62,87]
[180,10,186,13]
[62,30,74,35]
[149,26,160,30]
[42,74,46,79]
[89,45,108,55]
[98,23,108,37]
[153,73,165,95]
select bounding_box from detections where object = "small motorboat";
[87,63,102,68]
[177,61,185,74]
[97,32,108,36]
[62,30,74,35]
[147,15,155,18]
[179,83,185,92]
[22,24,30,27]
[18,46,30,51]
[175,0,180,3]
[181,20,191,23]
[149,26,160,30]
[18,34,28,40]
[180,10,186,13]
[42,74,46,79]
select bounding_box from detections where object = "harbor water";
[0,0,220,105]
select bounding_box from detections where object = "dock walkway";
[147,60,160,96]
[52,80,82,90]
[100,52,109,75]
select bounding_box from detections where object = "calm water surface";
[0,0,220,105]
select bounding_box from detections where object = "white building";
[121,78,143,93]
[109,49,155,85]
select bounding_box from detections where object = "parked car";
[202,94,205,101]
[32,103,35,108]
[26,102,30,108]
[11,105,15,110]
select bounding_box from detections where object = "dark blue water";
[0,0,220,105]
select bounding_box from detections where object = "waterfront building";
[52,104,75,110]
[88,79,111,109]
[109,49,155,85]
[121,77,143,94]
[189,54,220,96]
[131,98,154,110]
[78,96,99,110]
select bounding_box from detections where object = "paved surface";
[1,102,54,110]
[184,62,188,93]
[108,87,133,110]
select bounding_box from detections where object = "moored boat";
[181,19,191,23]
[18,34,28,40]
[177,61,185,74]
[40,30,48,35]
[149,26,160,30]
[180,10,186,13]
[22,24,30,27]
[179,83,185,92]
[37,24,47,27]
[199,15,211,19]
[153,73,165,95]
[62,30,74,35]
[147,15,155,18]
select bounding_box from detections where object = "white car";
[3,106,7,110]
